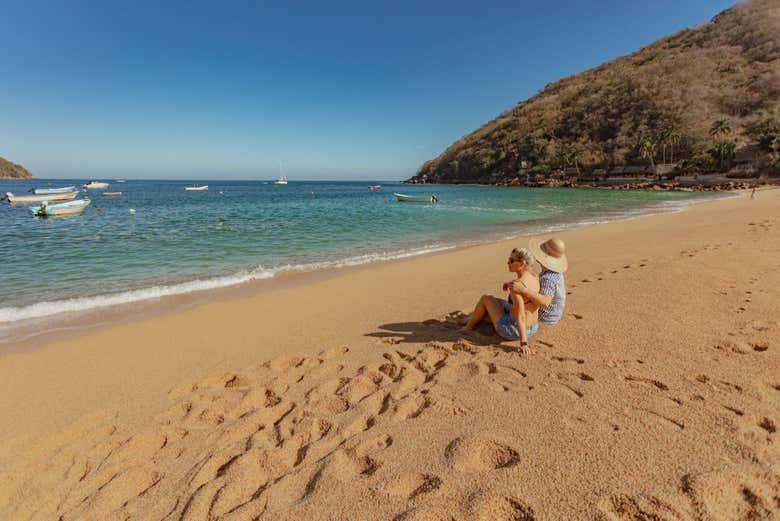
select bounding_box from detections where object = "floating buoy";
[129,209,136,214]
[96,207,102,212]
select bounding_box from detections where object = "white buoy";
[129,208,136,215]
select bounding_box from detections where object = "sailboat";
[274,161,288,185]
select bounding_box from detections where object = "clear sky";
[1,0,736,180]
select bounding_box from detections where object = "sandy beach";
[1,189,778,520]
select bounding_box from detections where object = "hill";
[408,0,780,186]
[0,157,34,179]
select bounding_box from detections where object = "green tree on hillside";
[640,138,657,168]
[710,118,732,140]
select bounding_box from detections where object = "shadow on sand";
[365,311,523,355]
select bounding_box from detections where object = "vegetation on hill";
[408,0,780,185]
[0,157,33,179]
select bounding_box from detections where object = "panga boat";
[32,185,77,195]
[83,181,110,189]
[368,185,381,190]
[102,191,122,196]
[394,193,439,203]
[30,199,91,217]
[184,185,208,191]
[6,191,78,203]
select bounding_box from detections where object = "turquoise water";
[0,179,721,323]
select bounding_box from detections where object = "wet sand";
[1,188,778,520]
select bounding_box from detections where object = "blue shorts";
[496,301,539,341]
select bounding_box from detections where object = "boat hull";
[33,186,77,195]
[7,191,78,203]
[184,185,208,191]
[394,193,434,203]
[31,199,91,216]
[83,182,110,189]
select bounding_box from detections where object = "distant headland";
[407,0,779,191]
[0,157,34,179]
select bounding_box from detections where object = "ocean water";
[0,179,722,327]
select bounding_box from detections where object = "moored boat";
[274,160,288,184]
[30,198,91,217]
[368,185,381,190]
[6,191,78,203]
[394,193,439,203]
[32,186,77,195]
[184,185,208,191]
[102,191,122,196]
[83,181,110,189]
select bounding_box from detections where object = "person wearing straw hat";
[462,247,540,354]
[514,237,568,327]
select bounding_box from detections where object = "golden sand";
[0,189,778,519]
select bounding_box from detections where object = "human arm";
[512,281,553,308]
[509,289,532,355]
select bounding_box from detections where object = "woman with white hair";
[462,247,540,354]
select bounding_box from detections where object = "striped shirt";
[538,269,565,326]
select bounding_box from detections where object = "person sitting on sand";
[513,237,568,327]
[462,247,540,354]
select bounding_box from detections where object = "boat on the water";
[368,185,381,190]
[6,191,78,203]
[32,186,77,195]
[83,181,110,189]
[275,160,288,184]
[115,179,126,183]
[30,198,91,217]
[184,185,208,191]
[102,191,122,196]
[394,193,439,203]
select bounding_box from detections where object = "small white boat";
[275,160,288,184]
[32,185,77,195]
[394,193,439,203]
[184,185,208,191]
[102,191,122,196]
[6,191,78,203]
[368,185,381,190]
[115,179,126,183]
[83,181,110,189]
[30,198,91,217]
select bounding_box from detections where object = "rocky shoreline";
[405,175,773,192]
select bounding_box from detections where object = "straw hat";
[528,237,568,273]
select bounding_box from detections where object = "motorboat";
[368,185,381,190]
[83,181,110,189]
[102,191,122,196]
[394,193,439,203]
[32,186,76,195]
[6,191,78,203]
[30,198,91,217]
[184,185,208,191]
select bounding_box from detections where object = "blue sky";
[1,0,735,180]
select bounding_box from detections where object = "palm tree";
[640,138,656,168]
[710,118,732,140]
[667,131,681,164]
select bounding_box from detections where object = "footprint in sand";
[444,436,520,473]
[625,375,669,391]
[758,417,776,434]
[382,472,442,501]
[551,355,585,364]
[570,313,583,320]
[469,494,536,521]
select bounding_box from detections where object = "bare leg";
[464,295,505,330]
[464,295,490,329]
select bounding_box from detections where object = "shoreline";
[0,189,731,348]
[1,186,778,519]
